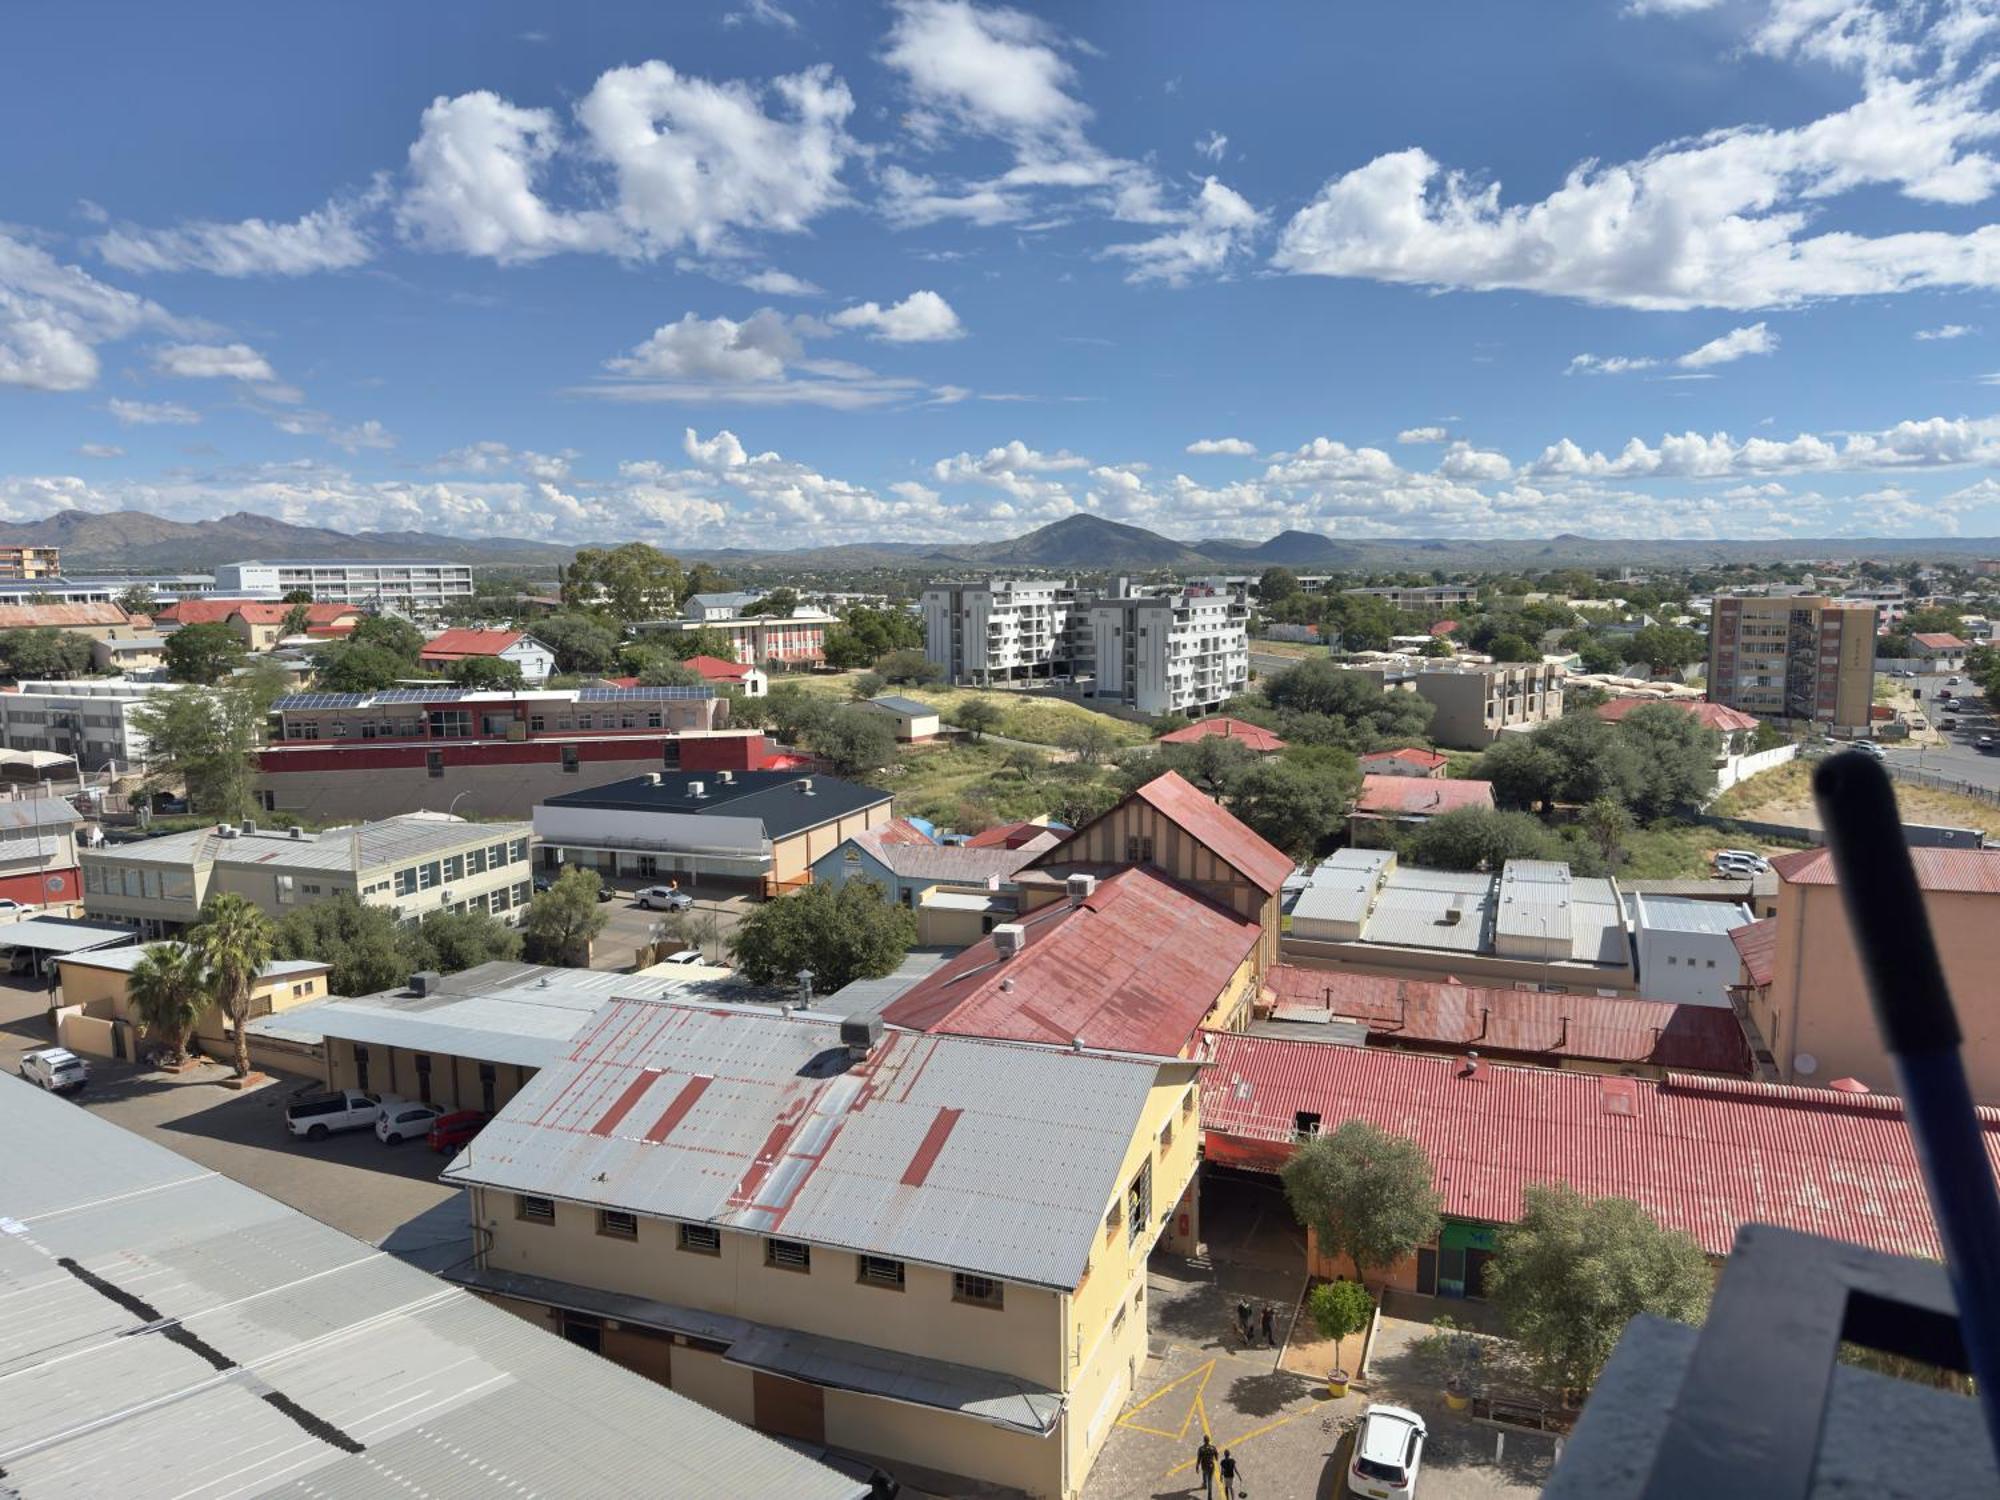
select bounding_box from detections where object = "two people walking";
[1234,1298,1280,1348]
[1194,1435,1242,1498]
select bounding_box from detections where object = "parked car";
[659,948,708,965]
[286,1088,382,1140]
[1981,735,1997,753]
[1712,848,1767,867]
[427,1109,489,1153]
[1348,1403,1427,1500]
[1942,717,1960,731]
[0,898,27,917]
[377,1101,444,1144]
[532,872,556,893]
[636,885,694,912]
[1851,741,1887,760]
[19,1046,89,1093]
[1943,698,1964,713]
[595,882,617,903]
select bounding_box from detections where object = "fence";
[1882,761,2000,811]
[1713,742,1798,795]
[1687,808,1987,849]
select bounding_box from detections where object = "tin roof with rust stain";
[1049,770,1293,895]
[1770,846,2000,893]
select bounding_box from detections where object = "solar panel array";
[273,692,370,711]
[576,685,712,701]
[273,682,715,713]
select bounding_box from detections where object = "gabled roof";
[543,770,890,840]
[234,601,359,626]
[441,999,1162,1291]
[684,653,753,681]
[965,819,1063,850]
[420,627,530,659]
[1730,917,1777,988]
[1428,619,1459,636]
[1912,631,1968,649]
[1199,1030,1999,1260]
[876,816,937,846]
[884,865,1261,1058]
[1157,717,1287,752]
[152,597,261,625]
[867,694,939,717]
[833,827,1039,885]
[1042,770,1292,894]
[1358,747,1449,770]
[1770,845,2000,893]
[1595,696,1759,733]
[1353,774,1495,818]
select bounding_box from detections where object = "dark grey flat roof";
[545,770,890,839]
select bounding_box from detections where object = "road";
[1882,673,2000,793]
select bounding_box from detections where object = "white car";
[1712,849,1768,868]
[659,949,709,965]
[376,1101,443,1144]
[20,1046,88,1093]
[1349,1403,1427,1499]
[1851,741,1888,760]
[636,885,694,912]
[0,898,27,917]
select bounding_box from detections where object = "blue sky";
[1,0,1997,549]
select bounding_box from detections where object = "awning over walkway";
[0,916,136,955]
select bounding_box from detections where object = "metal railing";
[1883,761,2000,808]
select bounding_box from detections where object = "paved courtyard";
[590,884,754,970]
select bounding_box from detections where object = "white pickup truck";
[285,1089,382,1140]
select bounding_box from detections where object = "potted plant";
[1306,1279,1375,1396]
[1415,1315,1483,1409]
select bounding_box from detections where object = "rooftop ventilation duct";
[408,970,442,997]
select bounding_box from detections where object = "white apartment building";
[922,578,1076,685]
[1341,584,1478,612]
[213,559,475,613]
[1077,585,1251,715]
[0,680,184,771]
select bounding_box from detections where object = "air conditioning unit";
[408,970,442,997]
[991,923,1027,957]
[688,780,706,799]
[216,825,240,839]
[1066,873,1097,902]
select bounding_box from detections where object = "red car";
[427,1110,489,1153]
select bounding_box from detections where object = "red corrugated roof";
[1264,965,1751,1075]
[1127,771,1294,894]
[964,819,1048,849]
[1913,632,1968,649]
[420,628,526,659]
[1428,620,1458,636]
[1730,917,1777,988]
[883,865,1262,1057]
[0,603,131,628]
[1157,717,1287,752]
[1199,1030,1999,1258]
[1770,846,2000,893]
[1359,747,1448,770]
[685,653,752,681]
[235,602,357,626]
[1595,696,1759,733]
[876,817,936,847]
[1353,774,1495,818]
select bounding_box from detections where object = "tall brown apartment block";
[1706,594,1875,732]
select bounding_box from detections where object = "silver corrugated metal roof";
[1632,893,1758,937]
[246,961,702,1069]
[0,916,137,954]
[0,1072,867,1500]
[216,816,532,873]
[1496,860,1575,948]
[1568,878,1630,965]
[59,942,326,978]
[1290,880,1375,931]
[816,948,957,1018]
[443,998,1160,1290]
[0,798,81,830]
[1360,875,1493,953]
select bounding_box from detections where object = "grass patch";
[865,742,1122,829]
[1715,757,2000,838]
[1442,750,1484,779]
[784,672,1150,749]
[1249,639,1325,660]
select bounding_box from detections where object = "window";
[766,1238,812,1272]
[479,1061,497,1113]
[562,745,579,774]
[1125,835,1154,862]
[678,1223,721,1255]
[510,838,529,863]
[414,1053,432,1104]
[1182,1088,1196,1120]
[518,1195,555,1224]
[1104,1200,1123,1243]
[488,842,508,867]
[513,881,531,906]
[1295,1110,1322,1138]
[393,867,417,897]
[561,1313,602,1353]
[1127,1161,1152,1248]
[577,713,594,731]
[1160,1118,1174,1153]
[417,861,441,891]
[274,874,295,905]
[466,847,486,875]
[443,854,465,882]
[857,1254,906,1289]
[426,750,444,779]
[529,713,546,733]
[953,1272,1004,1309]
[597,1209,638,1240]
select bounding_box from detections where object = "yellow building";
[1748,847,2000,1099]
[1706,594,1877,732]
[0,545,61,580]
[53,943,329,1068]
[443,999,1199,1499]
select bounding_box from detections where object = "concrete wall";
[325,1036,535,1113]
[1283,935,1638,996]
[1713,742,1799,794]
[1632,922,1743,1008]
[259,752,689,823]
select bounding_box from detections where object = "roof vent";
[718,769,734,784]
[1440,901,1463,927]
[796,777,815,795]
[688,780,706,799]
[241,819,258,835]
[289,825,306,839]
[408,970,442,997]
[1459,1049,1480,1079]
[991,922,1027,957]
[840,1014,884,1062]
[216,824,240,839]
[1066,873,1097,904]
[647,772,663,786]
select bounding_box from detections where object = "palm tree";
[193,892,277,1079]
[126,943,210,1065]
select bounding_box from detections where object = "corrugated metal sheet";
[1354,774,1495,817]
[1772,845,2000,894]
[443,999,1159,1290]
[1157,717,1287,753]
[1199,1031,1992,1259]
[1130,771,1295,893]
[1265,964,1751,1074]
[0,915,137,953]
[1632,894,1754,937]
[816,947,956,1018]
[883,865,1261,1056]
[0,797,81,829]
[726,1325,1061,1434]
[1596,696,1760,733]
[841,829,1039,884]
[0,1072,866,1500]
[1360,870,1494,953]
[1731,917,1777,987]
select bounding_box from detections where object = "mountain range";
[3,507,1995,576]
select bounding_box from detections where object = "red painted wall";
[0,866,77,904]
[258,732,773,776]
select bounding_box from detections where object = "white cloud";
[723,0,799,30]
[0,230,192,392]
[826,289,964,341]
[1397,426,1448,444]
[397,92,608,262]
[1274,7,2000,312]
[1626,0,1722,13]
[1916,323,1976,339]
[738,268,822,296]
[153,341,278,383]
[93,190,378,276]
[1437,441,1514,482]
[77,443,124,459]
[1186,437,1256,456]
[1195,130,1228,163]
[1103,177,1262,285]
[108,398,199,426]
[1571,321,1779,375]
[884,0,1091,145]
[1568,353,1660,375]
[270,409,396,452]
[607,310,804,381]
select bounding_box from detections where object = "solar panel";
[371,687,467,704]
[273,692,366,711]
[576,685,714,702]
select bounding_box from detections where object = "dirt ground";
[1714,758,2000,838]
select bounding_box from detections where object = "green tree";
[744,586,798,617]
[164,622,247,684]
[0,627,93,680]
[1627,625,1707,675]
[730,878,916,992]
[1474,736,1561,810]
[314,641,415,693]
[1258,566,1302,601]
[271,893,411,995]
[1306,1279,1375,1346]
[521,867,610,966]
[1058,719,1119,766]
[806,705,899,775]
[652,624,745,663]
[446,656,525,689]
[1225,752,1358,858]
[129,676,270,819]
[1261,659,1436,746]
[279,602,314,639]
[1124,735,1256,798]
[1402,806,1566,871]
[191,892,277,1079]
[1564,632,1626,675]
[1485,631,1537,663]
[1580,796,1632,868]
[126,942,211,1063]
[281,587,316,605]
[875,647,943,685]
[405,907,523,973]
[764,684,833,744]
[823,605,923,667]
[348,614,426,661]
[955,697,1002,742]
[850,671,887,701]
[533,613,622,674]
[1526,712,1646,807]
[1617,703,1721,818]
[562,542,684,620]
[1281,1120,1444,1287]
[117,584,161,616]
[636,657,700,687]
[1488,1184,1711,1401]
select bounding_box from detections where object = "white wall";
[1633,911,1751,1007]
[1713,741,1798,794]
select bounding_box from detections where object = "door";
[111,1023,128,1062]
[637,855,658,878]
[752,1371,826,1445]
[1438,1246,1467,1299]
[1415,1246,1439,1297]
[1466,1249,1494,1300]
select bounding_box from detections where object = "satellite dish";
[1793,1052,1819,1076]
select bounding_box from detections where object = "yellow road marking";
[1162,1400,1330,1479]
[1116,1358,1216,1440]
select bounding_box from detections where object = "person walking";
[1260,1303,1276,1348]
[1195,1434,1219,1498]
[1234,1297,1253,1345]
[1219,1449,1241,1498]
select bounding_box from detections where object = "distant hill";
[960,513,1212,568]
[0,510,575,572]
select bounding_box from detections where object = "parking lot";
[0,976,469,1269]
[589,880,756,969]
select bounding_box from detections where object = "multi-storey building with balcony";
[0,679,184,771]
[921,578,1076,686]
[254,683,763,823]
[1706,594,1875,733]
[0,545,60,580]
[212,558,475,613]
[633,595,836,668]
[1337,657,1566,747]
[1073,582,1250,715]
[1340,583,1478,612]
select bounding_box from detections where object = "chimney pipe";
[1460,1049,1481,1079]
